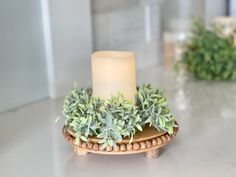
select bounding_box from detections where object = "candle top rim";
[92,51,135,59]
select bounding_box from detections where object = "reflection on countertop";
[1,65,236,177]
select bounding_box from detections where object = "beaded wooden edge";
[62,122,179,159]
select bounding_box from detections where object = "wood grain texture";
[66,125,166,144]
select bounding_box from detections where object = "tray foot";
[74,146,88,156]
[145,148,160,159]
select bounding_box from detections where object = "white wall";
[91,0,162,69]
[162,0,205,32]
[0,0,49,112]
[230,0,236,16]
[205,0,226,25]
[0,0,93,112]
[44,0,93,98]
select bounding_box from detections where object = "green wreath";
[57,85,176,148]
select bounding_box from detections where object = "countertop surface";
[1,66,236,177]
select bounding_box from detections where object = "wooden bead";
[126,144,133,151]
[156,137,163,145]
[165,135,171,142]
[133,143,140,150]
[66,136,73,144]
[87,142,93,149]
[106,146,112,152]
[93,144,99,151]
[146,141,152,148]
[65,136,70,141]
[120,144,126,151]
[76,141,82,147]
[151,139,157,146]
[140,142,146,150]
[71,138,75,144]
[74,146,88,156]
[99,144,104,151]
[69,137,74,144]
[81,142,87,148]
[113,145,120,152]
[161,136,167,143]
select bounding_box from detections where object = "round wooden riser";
[62,124,178,159]
[73,145,161,159]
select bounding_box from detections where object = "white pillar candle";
[92,51,136,103]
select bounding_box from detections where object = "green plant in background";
[57,85,176,148]
[181,19,236,80]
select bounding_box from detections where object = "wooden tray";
[62,122,179,159]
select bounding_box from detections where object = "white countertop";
[1,66,236,177]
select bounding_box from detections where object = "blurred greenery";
[181,19,236,80]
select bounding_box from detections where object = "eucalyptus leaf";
[57,85,176,148]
